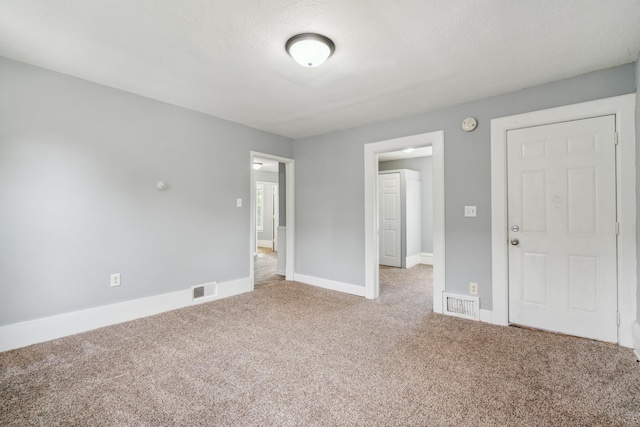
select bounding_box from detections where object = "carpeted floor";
[1,265,639,426]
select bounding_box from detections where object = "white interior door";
[507,115,618,342]
[379,173,401,267]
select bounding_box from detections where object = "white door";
[379,173,401,267]
[507,115,617,342]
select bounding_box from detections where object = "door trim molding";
[490,94,637,347]
[250,152,295,285]
[364,130,444,314]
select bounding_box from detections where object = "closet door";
[379,173,401,267]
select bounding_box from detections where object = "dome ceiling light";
[285,33,335,67]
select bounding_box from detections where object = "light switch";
[236,198,242,208]
[464,206,477,217]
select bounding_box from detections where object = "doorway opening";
[250,152,295,290]
[364,131,445,313]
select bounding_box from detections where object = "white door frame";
[364,131,445,313]
[250,152,295,287]
[490,94,637,347]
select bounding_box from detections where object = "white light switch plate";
[236,198,242,208]
[464,206,477,217]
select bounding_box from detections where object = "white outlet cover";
[464,206,477,217]
[110,273,121,287]
[469,282,478,295]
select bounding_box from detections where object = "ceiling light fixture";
[253,162,263,170]
[285,33,335,67]
[402,147,416,153]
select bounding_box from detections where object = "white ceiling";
[1,1,639,139]
[379,146,432,162]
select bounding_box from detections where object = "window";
[256,183,264,232]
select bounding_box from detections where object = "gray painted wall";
[379,157,433,253]
[294,63,636,310]
[636,60,640,321]
[0,57,292,326]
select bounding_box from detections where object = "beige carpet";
[1,265,639,426]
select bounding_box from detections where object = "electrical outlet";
[469,282,478,295]
[464,206,477,217]
[111,273,121,287]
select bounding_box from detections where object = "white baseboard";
[406,254,421,269]
[419,252,433,265]
[293,273,365,297]
[0,277,252,353]
[257,240,273,248]
[480,309,493,323]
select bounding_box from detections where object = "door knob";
[510,239,519,246]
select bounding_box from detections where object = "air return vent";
[192,282,218,303]
[442,293,480,321]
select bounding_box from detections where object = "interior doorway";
[364,131,445,313]
[250,152,295,290]
[378,146,434,270]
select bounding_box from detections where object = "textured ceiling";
[1,1,639,139]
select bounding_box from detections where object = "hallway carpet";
[1,265,639,426]
[254,247,284,289]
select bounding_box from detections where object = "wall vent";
[442,293,480,321]
[192,282,218,303]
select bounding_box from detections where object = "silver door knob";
[510,239,519,246]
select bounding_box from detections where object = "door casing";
[490,94,637,347]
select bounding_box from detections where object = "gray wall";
[294,63,636,310]
[379,156,434,253]
[0,57,292,326]
[636,60,640,321]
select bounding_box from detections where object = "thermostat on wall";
[462,117,477,132]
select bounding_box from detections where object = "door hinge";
[615,222,619,235]
[614,132,619,145]
[617,312,621,326]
